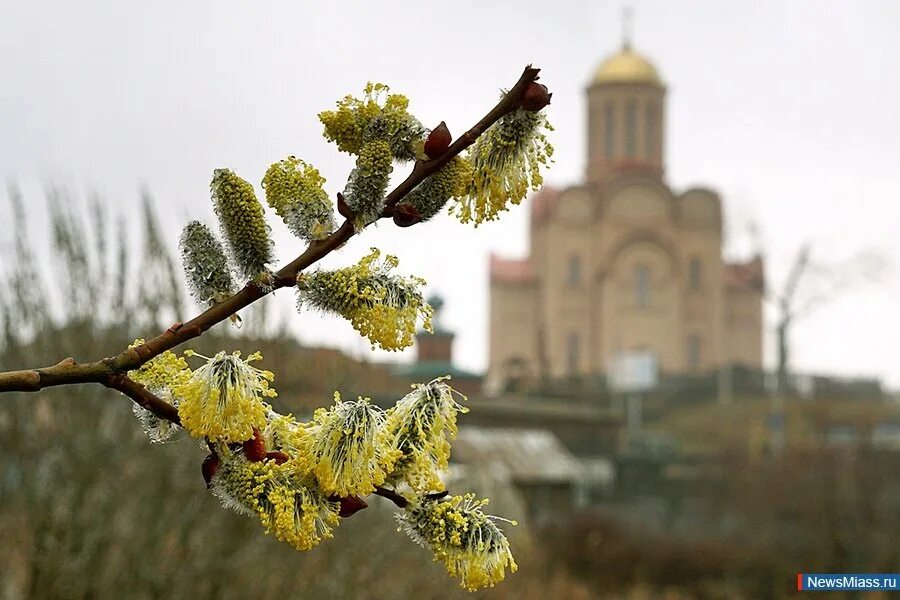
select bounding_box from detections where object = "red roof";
[725,256,764,292]
[490,254,535,285]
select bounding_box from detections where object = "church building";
[488,41,764,389]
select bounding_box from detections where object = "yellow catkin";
[382,377,468,492]
[212,456,340,552]
[210,168,274,282]
[319,82,420,160]
[176,350,275,443]
[298,248,433,351]
[452,107,554,226]
[399,494,518,592]
[127,340,192,393]
[304,392,401,497]
[261,157,335,241]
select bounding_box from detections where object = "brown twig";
[373,486,409,508]
[104,374,181,425]
[380,64,541,216]
[0,65,542,422]
[371,487,449,509]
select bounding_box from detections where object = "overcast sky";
[2,0,899,387]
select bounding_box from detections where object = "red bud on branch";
[424,122,452,158]
[392,203,423,227]
[202,453,220,488]
[337,495,369,517]
[521,82,551,111]
[337,193,355,220]
[265,451,290,464]
[242,428,267,461]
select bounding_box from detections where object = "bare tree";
[770,244,885,395]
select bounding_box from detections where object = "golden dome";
[593,45,663,86]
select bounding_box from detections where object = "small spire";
[621,5,633,50]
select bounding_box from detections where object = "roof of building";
[391,360,480,380]
[725,256,765,292]
[530,185,561,224]
[420,327,454,337]
[489,254,534,285]
[593,45,663,87]
[467,396,621,425]
[452,426,583,483]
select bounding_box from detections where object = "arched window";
[634,264,650,308]
[625,99,637,158]
[567,255,581,286]
[645,103,657,160]
[603,101,615,158]
[566,332,580,376]
[689,257,702,291]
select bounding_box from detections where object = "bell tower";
[586,17,666,183]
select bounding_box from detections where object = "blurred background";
[2,1,900,598]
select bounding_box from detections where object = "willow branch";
[373,486,409,508]
[371,487,451,510]
[0,65,542,418]
[104,374,181,425]
[380,64,541,215]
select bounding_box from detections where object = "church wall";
[600,237,682,373]
[677,230,723,372]
[596,182,682,374]
[496,178,756,382]
[536,186,597,378]
[724,288,763,369]
[677,189,725,372]
[530,212,550,284]
[488,281,539,385]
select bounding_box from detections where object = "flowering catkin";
[318,82,424,161]
[179,221,235,307]
[404,157,473,221]
[382,377,468,492]
[210,169,275,283]
[398,494,518,591]
[211,455,340,551]
[261,157,336,242]
[319,83,426,228]
[127,342,193,443]
[342,139,393,229]
[303,392,400,497]
[176,350,275,443]
[453,106,554,225]
[296,248,433,351]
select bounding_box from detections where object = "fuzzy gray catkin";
[179,220,235,307]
